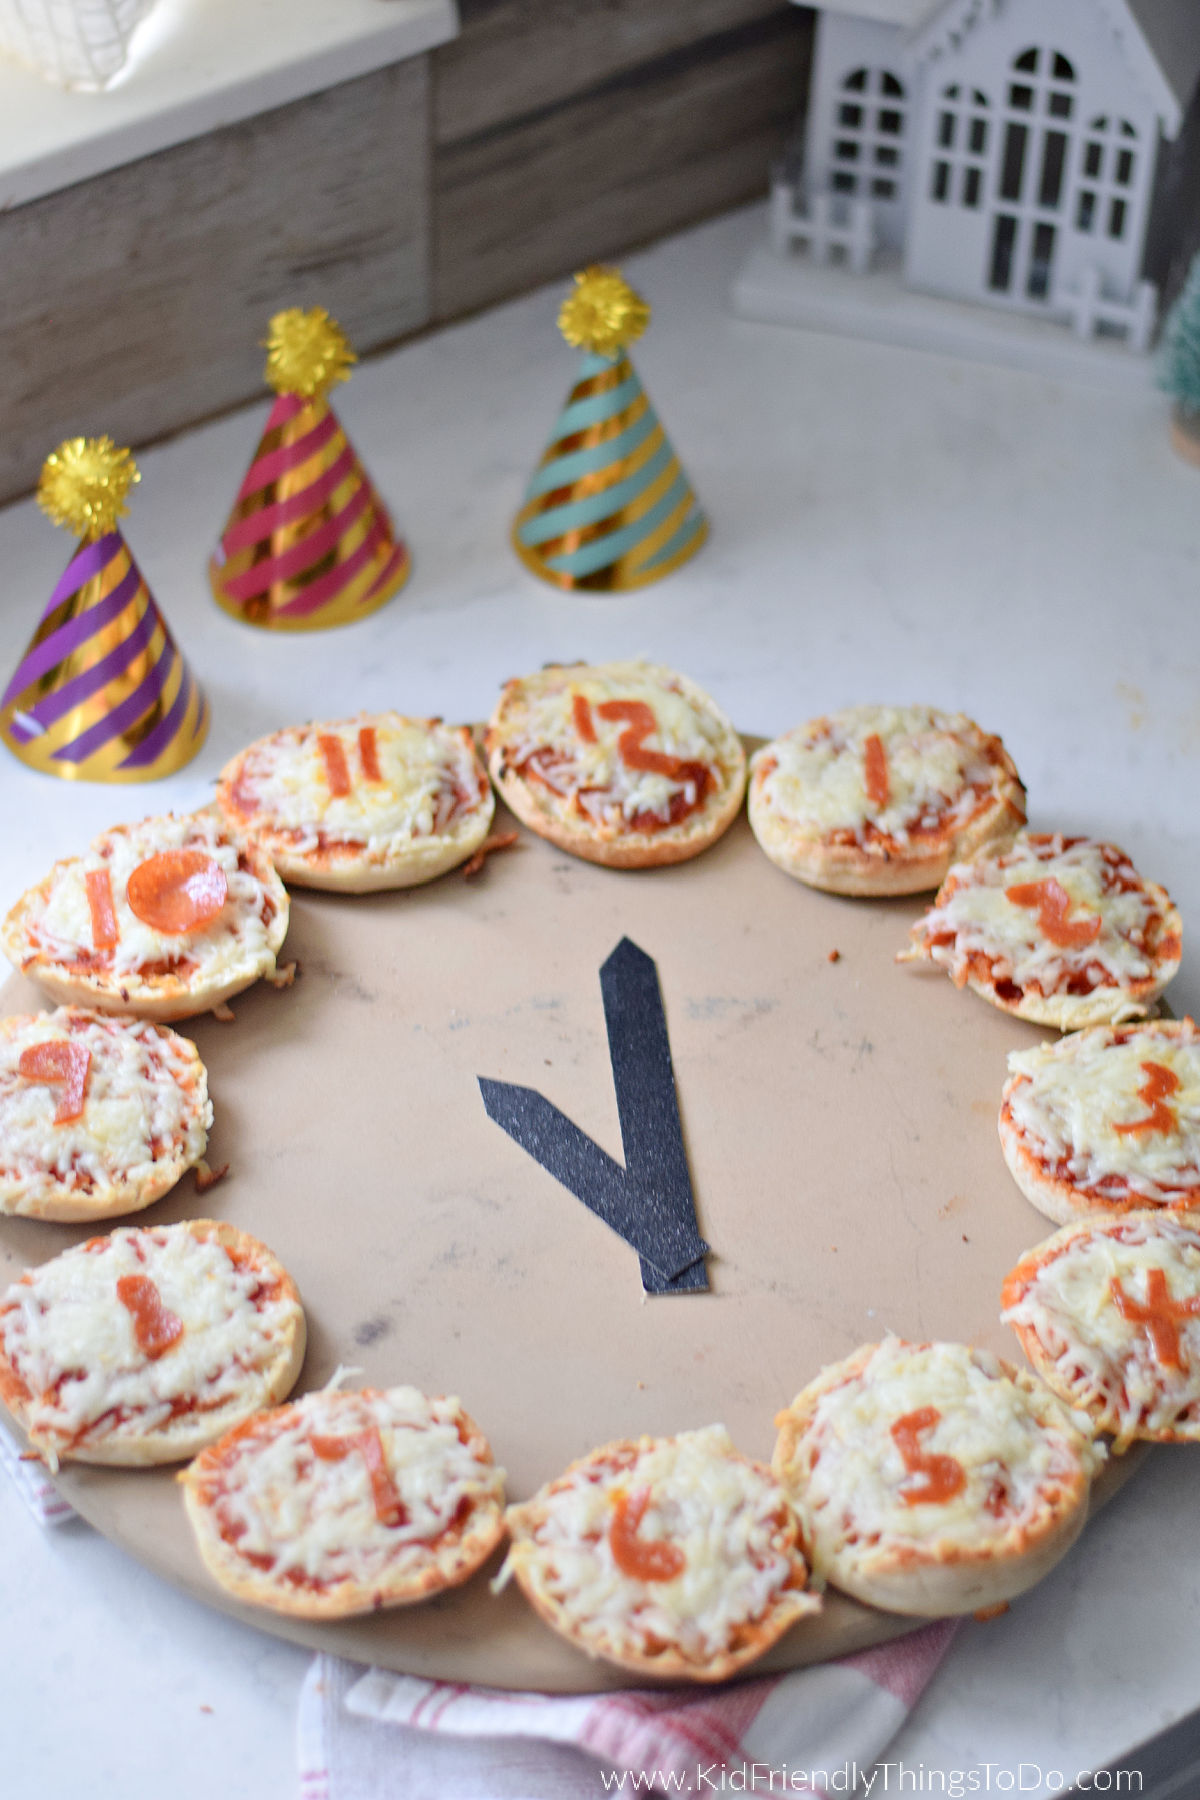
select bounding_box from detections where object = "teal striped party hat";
[512,268,708,592]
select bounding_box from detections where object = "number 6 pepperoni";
[309,1428,407,1526]
[17,1040,92,1123]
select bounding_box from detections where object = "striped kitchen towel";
[298,1620,957,1800]
[0,1419,74,1526]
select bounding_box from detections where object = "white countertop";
[0,0,457,209]
[2,205,1199,1798]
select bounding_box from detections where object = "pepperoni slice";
[17,1040,91,1123]
[608,1485,686,1582]
[1110,1268,1200,1371]
[572,693,597,743]
[357,727,382,784]
[595,700,682,778]
[318,734,352,798]
[126,851,228,935]
[863,734,890,810]
[116,1274,184,1360]
[1004,877,1101,949]
[310,1428,407,1526]
[890,1407,967,1507]
[85,868,118,951]
[1113,1061,1181,1138]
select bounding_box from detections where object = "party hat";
[0,438,209,782]
[209,307,409,631]
[512,267,708,592]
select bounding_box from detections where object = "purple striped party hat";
[1,438,208,782]
[209,307,409,632]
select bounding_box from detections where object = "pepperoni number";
[358,726,382,783]
[320,729,387,795]
[572,693,597,743]
[1110,1269,1200,1370]
[317,735,352,797]
[863,733,890,809]
[17,1040,91,1123]
[594,701,713,804]
[116,1274,184,1360]
[890,1407,967,1507]
[1004,877,1101,949]
[126,851,228,935]
[560,694,713,831]
[85,868,119,951]
[1113,1061,1181,1138]
[608,1485,686,1582]
[310,1428,407,1526]
[595,700,687,779]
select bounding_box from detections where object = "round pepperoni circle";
[126,851,228,935]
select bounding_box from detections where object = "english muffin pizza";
[1,809,289,1022]
[0,1219,305,1468]
[748,705,1025,897]
[772,1337,1102,1616]
[0,1007,211,1223]
[215,713,495,892]
[499,1425,820,1681]
[902,833,1181,1029]
[485,661,746,869]
[1002,1212,1200,1451]
[181,1384,506,1619]
[999,1018,1200,1225]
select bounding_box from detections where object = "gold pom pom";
[264,307,356,400]
[558,267,650,356]
[37,437,140,540]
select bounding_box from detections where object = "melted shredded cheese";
[783,1339,1101,1582]
[1003,1215,1200,1446]
[221,715,491,854]
[750,706,1007,846]
[1005,1022,1200,1204]
[0,1011,209,1209]
[492,662,736,832]
[910,834,1172,999]
[501,1425,817,1665]
[0,1223,300,1458]
[4,810,284,988]
[196,1386,504,1589]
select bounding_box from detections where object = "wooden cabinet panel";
[436,0,811,142]
[0,60,431,505]
[432,7,812,321]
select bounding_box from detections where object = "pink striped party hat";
[0,438,208,782]
[209,308,409,632]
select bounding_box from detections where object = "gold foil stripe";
[252,395,330,462]
[511,507,707,593]
[118,655,185,754]
[519,454,683,560]
[214,539,398,632]
[577,509,707,590]
[31,619,170,751]
[229,425,352,523]
[537,391,650,463]
[214,508,380,623]
[20,585,150,704]
[220,468,367,575]
[621,488,700,576]
[516,422,666,519]
[26,543,136,651]
[564,358,632,407]
[263,503,376,601]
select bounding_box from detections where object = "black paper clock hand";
[478,937,709,1294]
